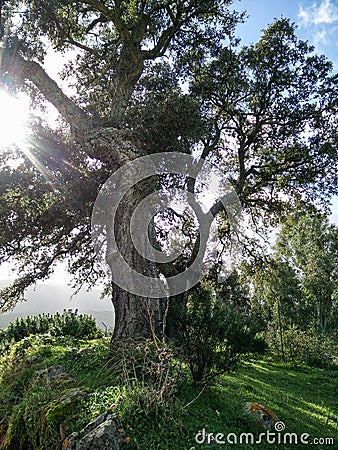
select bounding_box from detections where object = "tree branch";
[86,14,108,33]
[74,0,132,39]
[142,25,176,60]
[64,37,96,53]
[1,47,93,134]
[72,0,115,22]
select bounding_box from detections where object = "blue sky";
[233,0,338,223]
[234,0,338,71]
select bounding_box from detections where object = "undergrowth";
[0,331,337,449]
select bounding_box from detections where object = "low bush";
[267,324,338,367]
[0,310,101,351]
[108,338,180,420]
[178,282,256,386]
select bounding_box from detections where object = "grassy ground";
[0,334,337,450]
[177,360,337,450]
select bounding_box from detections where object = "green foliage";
[267,324,338,368]
[4,384,55,450]
[0,310,101,352]
[108,338,180,420]
[124,60,206,156]
[178,277,257,386]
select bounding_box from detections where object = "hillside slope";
[0,331,337,449]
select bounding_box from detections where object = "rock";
[25,355,40,363]
[242,402,280,430]
[35,365,75,385]
[62,411,127,450]
[36,365,67,381]
[46,388,87,427]
[77,348,94,356]
[67,347,78,353]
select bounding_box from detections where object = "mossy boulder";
[3,367,86,450]
[46,388,87,426]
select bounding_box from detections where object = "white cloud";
[314,29,328,44]
[299,0,338,25]
[298,1,338,47]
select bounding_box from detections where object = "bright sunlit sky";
[0,0,337,288]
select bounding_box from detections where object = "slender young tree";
[275,211,338,334]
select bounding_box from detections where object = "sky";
[234,0,338,224]
[0,0,337,301]
[234,0,338,71]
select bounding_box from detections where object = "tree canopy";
[275,211,338,334]
[0,1,337,338]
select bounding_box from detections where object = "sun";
[0,90,30,150]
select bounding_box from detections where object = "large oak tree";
[0,1,337,340]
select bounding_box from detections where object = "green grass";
[124,359,337,449]
[0,335,337,450]
[177,360,337,449]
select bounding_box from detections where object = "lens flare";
[0,90,30,149]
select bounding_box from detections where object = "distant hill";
[0,280,114,331]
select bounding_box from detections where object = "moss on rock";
[45,388,87,426]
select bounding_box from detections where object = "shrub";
[267,324,338,367]
[108,338,180,421]
[0,310,101,351]
[49,310,100,339]
[178,282,255,386]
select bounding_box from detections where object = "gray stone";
[35,365,75,384]
[46,388,87,427]
[36,365,66,380]
[25,355,40,363]
[77,348,95,356]
[62,411,126,450]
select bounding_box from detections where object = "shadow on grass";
[177,360,337,449]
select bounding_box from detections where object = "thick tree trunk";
[111,285,166,341]
[86,128,166,341]
[88,127,167,341]
[164,292,187,341]
[108,185,167,340]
